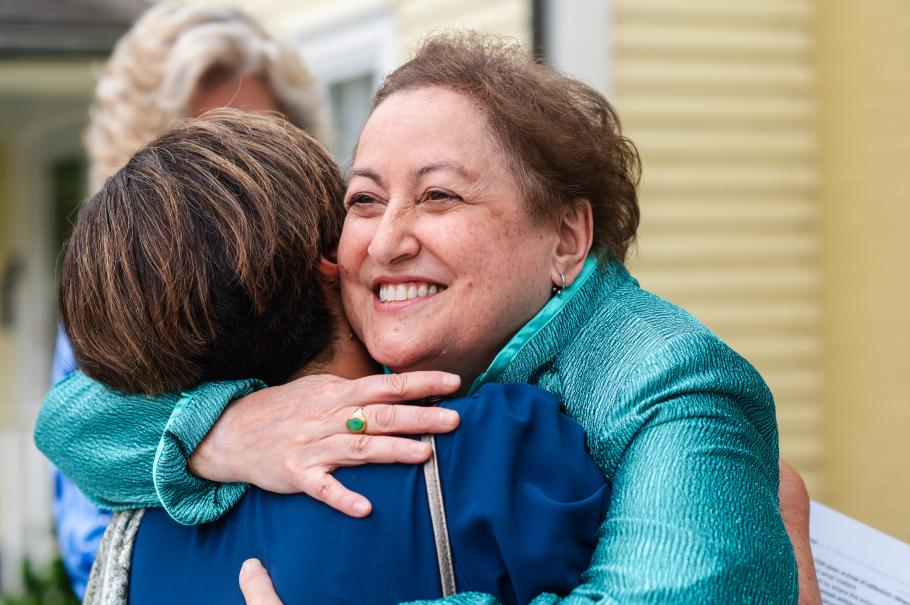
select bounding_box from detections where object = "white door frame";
[543,0,614,96]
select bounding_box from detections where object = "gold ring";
[346,407,367,433]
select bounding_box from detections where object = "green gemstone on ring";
[346,417,366,433]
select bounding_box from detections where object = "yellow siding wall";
[816,1,910,541]
[613,1,824,494]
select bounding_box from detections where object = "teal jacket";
[35,259,798,604]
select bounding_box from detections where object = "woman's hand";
[240,559,283,605]
[778,460,822,605]
[189,371,461,517]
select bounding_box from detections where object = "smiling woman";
[35,32,807,604]
[340,87,557,381]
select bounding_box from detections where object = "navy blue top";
[129,383,608,605]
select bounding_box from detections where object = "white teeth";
[377,282,446,303]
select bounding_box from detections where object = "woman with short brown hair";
[49,4,333,596]
[63,111,344,394]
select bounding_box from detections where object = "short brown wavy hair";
[60,109,345,394]
[372,32,641,263]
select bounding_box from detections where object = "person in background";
[49,3,326,596]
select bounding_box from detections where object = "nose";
[367,203,420,266]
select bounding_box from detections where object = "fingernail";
[242,558,263,572]
[443,374,460,387]
[353,500,371,515]
[439,409,459,424]
[411,441,430,455]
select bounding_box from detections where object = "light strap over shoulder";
[422,434,456,597]
[83,509,145,605]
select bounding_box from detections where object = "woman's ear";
[551,198,594,288]
[317,257,340,287]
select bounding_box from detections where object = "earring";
[551,272,567,295]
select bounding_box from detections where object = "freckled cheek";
[339,214,376,253]
[338,239,376,337]
[475,225,537,284]
[446,249,489,295]
[338,227,375,289]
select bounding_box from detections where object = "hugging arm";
[36,357,807,603]
[537,335,798,604]
[35,371,262,517]
[409,335,800,605]
[546,402,797,603]
[779,460,822,605]
[34,370,461,523]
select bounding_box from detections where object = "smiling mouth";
[377,282,447,303]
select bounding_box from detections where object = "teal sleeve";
[408,334,798,605]
[555,334,797,604]
[404,594,499,605]
[153,379,264,525]
[34,371,265,524]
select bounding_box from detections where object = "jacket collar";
[469,256,633,393]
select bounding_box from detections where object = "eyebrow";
[349,168,385,188]
[349,161,476,189]
[414,161,475,181]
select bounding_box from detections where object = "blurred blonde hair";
[84,3,328,192]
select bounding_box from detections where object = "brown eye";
[345,193,376,209]
[424,189,460,203]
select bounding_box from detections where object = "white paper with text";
[810,501,910,605]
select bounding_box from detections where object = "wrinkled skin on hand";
[190,371,461,517]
